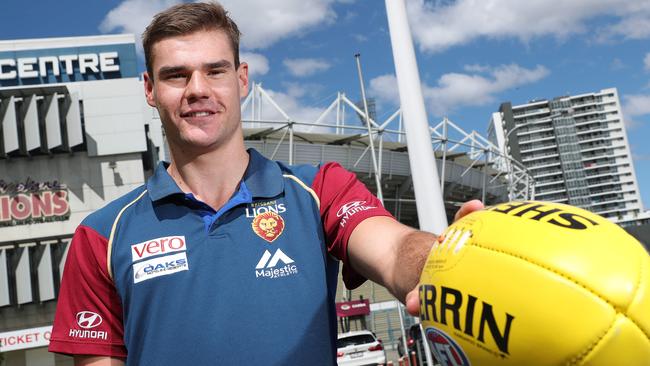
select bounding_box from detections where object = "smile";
[182,111,215,118]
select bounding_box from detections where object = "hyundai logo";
[337,201,367,217]
[76,311,103,329]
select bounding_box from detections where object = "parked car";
[336,330,386,366]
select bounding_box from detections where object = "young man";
[49,2,481,365]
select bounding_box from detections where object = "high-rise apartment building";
[488,87,648,226]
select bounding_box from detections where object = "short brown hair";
[142,1,241,80]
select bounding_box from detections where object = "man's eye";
[208,69,224,76]
[169,73,185,79]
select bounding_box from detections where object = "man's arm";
[347,200,484,314]
[74,356,125,366]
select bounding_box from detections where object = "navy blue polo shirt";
[50,148,392,365]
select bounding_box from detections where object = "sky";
[2,0,650,209]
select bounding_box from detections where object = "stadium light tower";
[385,0,447,234]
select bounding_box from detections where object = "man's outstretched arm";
[346,200,484,315]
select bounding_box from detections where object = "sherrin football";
[418,201,650,366]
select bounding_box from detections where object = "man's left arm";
[347,200,484,315]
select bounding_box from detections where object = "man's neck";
[167,139,249,212]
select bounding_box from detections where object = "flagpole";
[385,0,447,234]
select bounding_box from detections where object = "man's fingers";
[405,288,420,316]
[406,200,483,317]
[454,199,484,222]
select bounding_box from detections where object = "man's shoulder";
[276,161,319,181]
[276,161,348,184]
[80,184,148,239]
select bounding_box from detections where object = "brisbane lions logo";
[252,211,285,243]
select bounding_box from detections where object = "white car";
[337,330,387,366]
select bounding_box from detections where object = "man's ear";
[238,62,249,98]
[144,72,156,107]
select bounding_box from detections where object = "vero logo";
[255,249,294,269]
[131,236,186,262]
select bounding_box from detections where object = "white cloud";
[222,0,337,49]
[463,64,491,73]
[369,64,549,116]
[596,13,650,42]
[644,53,650,71]
[100,0,341,55]
[353,34,368,42]
[256,87,329,129]
[623,94,650,116]
[99,0,180,54]
[283,58,332,77]
[368,74,401,102]
[622,94,650,128]
[405,0,650,53]
[241,52,269,77]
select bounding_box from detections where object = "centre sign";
[0,52,120,80]
[0,38,138,87]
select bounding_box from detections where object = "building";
[488,88,649,226]
[0,34,532,365]
[0,34,164,366]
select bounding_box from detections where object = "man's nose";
[184,71,210,101]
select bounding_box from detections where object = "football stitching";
[565,316,617,366]
[625,251,646,317]
[469,242,650,342]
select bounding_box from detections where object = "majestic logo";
[425,327,471,366]
[256,249,294,269]
[255,249,298,279]
[336,200,376,227]
[76,311,102,329]
[132,252,189,284]
[252,211,285,242]
[131,236,186,262]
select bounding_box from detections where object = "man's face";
[144,29,249,153]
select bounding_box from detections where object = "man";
[49,2,482,365]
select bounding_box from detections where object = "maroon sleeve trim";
[48,339,127,358]
[312,162,394,289]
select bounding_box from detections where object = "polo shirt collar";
[147,162,182,201]
[147,148,284,201]
[243,148,284,198]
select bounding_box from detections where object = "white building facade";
[488,88,648,226]
[0,34,164,365]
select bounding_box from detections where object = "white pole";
[385,0,447,234]
[355,54,383,203]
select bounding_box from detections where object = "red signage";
[0,179,70,226]
[336,299,370,317]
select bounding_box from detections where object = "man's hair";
[142,1,241,80]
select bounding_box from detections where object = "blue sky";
[3,0,650,208]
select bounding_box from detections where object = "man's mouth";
[182,111,214,118]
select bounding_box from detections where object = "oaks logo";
[252,211,285,242]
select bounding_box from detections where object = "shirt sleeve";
[312,162,394,289]
[48,225,127,358]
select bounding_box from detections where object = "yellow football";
[418,201,650,366]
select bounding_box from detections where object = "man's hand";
[404,199,484,316]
